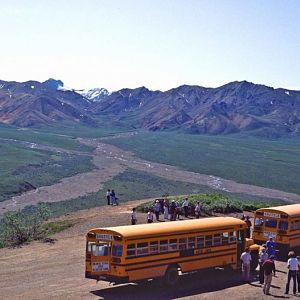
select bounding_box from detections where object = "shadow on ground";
[90,268,249,299]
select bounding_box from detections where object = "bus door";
[236,230,245,268]
[89,241,111,276]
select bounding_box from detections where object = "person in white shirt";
[240,248,252,282]
[147,210,154,223]
[285,251,298,294]
[131,208,137,225]
[182,198,189,218]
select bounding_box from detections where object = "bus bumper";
[85,272,129,284]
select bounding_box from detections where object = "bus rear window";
[265,219,277,228]
[91,243,109,256]
[112,244,123,257]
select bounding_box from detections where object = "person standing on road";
[169,200,177,221]
[245,216,252,238]
[240,248,252,282]
[163,202,169,220]
[147,209,154,223]
[297,256,300,293]
[106,189,111,205]
[154,200,160,221]
[195,202,202,219]
[259,245,269,284]
[131,208,137,225]
[110,189,118,206]
[285,251,298,295]
[266,237,276,258]
[262,255,276,295]
[182,198,189,218]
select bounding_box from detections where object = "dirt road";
[1,136,300,216]
[0,200,296,300]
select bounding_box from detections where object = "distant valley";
[1,78,300,137]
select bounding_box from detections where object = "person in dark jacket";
[262,255,276,295]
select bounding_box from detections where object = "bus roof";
[256,204,300,217]
[88,217,246,239]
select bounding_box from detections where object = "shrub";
[0,203,51,247]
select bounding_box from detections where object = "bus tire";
[164,266,179,286]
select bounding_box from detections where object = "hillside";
[93,81,300,136]
[1,79,300,136]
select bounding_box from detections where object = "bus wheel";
[164,266,179,286]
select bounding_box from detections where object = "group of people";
[106,189,119,206]
[130,197,203,225]
[241,236,300,296]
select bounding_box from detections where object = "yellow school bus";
[252,204,300,256]
[85,217,259,285]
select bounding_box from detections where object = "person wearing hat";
[262,255,276,295]
[154,200,161,221]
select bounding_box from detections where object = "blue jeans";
[286,270,297,294]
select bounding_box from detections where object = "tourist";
[262,255,276,295]
[147,209,154,223]
[169,200,177,221]
[285,251,298,295]
[266,237,276,257]
[182,197,189,218]
[245,216,252,238]
[163,202,169,220]
[106,189,111,205]
[110,189,118,206]
[297,256,300,293]
[240,248,252,282]
[195,202,202,219]
[154,200,160,221]
[131,208,137,225]
[259,245,269,284]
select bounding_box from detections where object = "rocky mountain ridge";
[0,79,299,136]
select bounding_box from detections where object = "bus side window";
[160,240,168,252]
[150,241,158,254]
[127,244,136,257]
[229,232,236,243]
[213,234,222,246]
[222,232,229,244]
[196,236,205,248]
[255,218,264,226]
[291,220,299,231]
[179,238,187,250]
[205,235,212,247]
[188,237,195,249]
[169,239,177,251]
[137,242,148,256]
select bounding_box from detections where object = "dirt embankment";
[1,136,300,216]
[0,199,295,300]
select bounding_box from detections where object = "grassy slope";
[25,168,286,219]
[103,131,300,194]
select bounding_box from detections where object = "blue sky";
[0,0,299,91]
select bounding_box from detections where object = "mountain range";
[0,78,299,137]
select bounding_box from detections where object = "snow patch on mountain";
[78,88,110,102]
